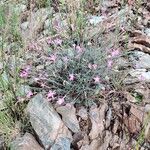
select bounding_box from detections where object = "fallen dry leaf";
[89,104,107,140]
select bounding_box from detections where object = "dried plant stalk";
[65,0,81,31]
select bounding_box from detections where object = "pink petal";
[27,91,33,98]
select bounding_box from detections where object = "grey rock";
[21,22,29,30]
[26,94,72,149]
[77,107,88,120]
[115,57,129,70]
[10,133,43,150]
[124,69,150,84]
[129,51,150,69]
[22,8,50,41]
[145,104,150,113]
[56,104,80,133]
[51,137,71,150]
[144,28,150,37]
[89,16,106,26]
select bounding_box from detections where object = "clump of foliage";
[40,43,122,106]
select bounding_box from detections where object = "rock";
[145,123,150,142]
[26,94,72,149]
[36,65,44,70]
[89,138,101,150]
[129,51,150,69]
[56,104,80,133]
[77,107,88,120]
[77,134,90,150]
[89,16,106,26]
[145,104,150,113]
[124,69,150,84]
[99,131,112,150]
[144,28,150,37]
[22,8,50,41]
[51,137,71,150]
[115,57,129,70]
[21,22,29,30]
[10,133,43,150]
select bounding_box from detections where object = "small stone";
[56,104,80,133]
[21,22,29,30]
[51,137,71,150]
[144,28,150,37]
[26,94,72,149]
[145,104,150,113]
[10,133,43,150]
[126,69,150,83]
[89,16,106,25]
[77,107,88,120]
[129,51,150,69]
[36,65,44,70]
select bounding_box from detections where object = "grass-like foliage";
[45,44,121,106]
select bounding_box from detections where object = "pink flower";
[69,74,75,81]
[93,76,100,83]
[88,63,92,69]
[47,38,52,45]
[47,90,56,99]
[54,38,62,46]
[26,91,33,98]
[111,49,120,57]
[92,64,97,70]
[76,45,83,53]
[49,54,57,63]
[57,97,65,105]
[63,56,69,63]
[88,63,97,70]
[107,60,113,68]
[20,65,31,78]
[138,74,145,81]
[41,83,45,87]
[20,70,28,78]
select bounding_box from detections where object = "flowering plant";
[43,45,120,106]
